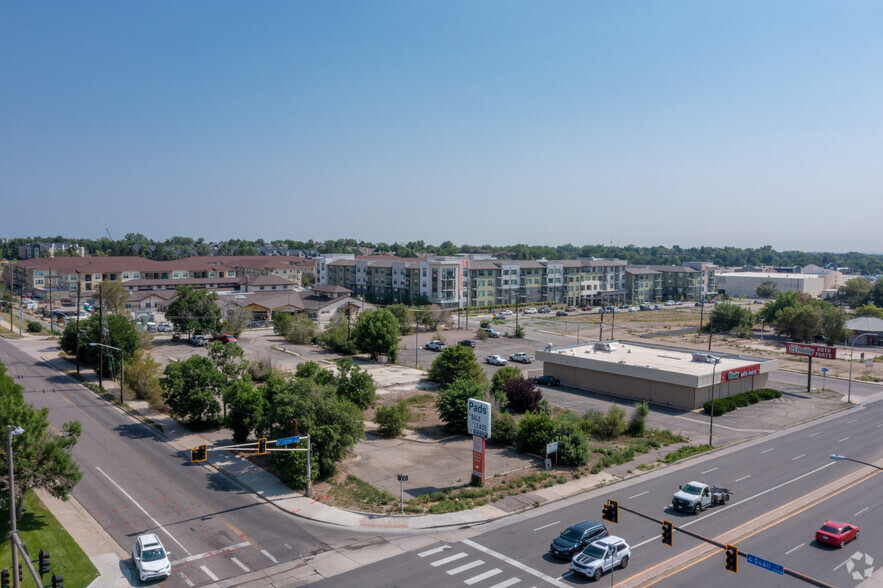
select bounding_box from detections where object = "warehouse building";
[536,341,778,410]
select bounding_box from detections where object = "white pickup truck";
[484,355,508,366]
[509,352,534,364]
[672,481,731,514]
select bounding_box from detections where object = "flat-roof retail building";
[536,341,778,410]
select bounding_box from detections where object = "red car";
[816,520,859,547]
[218,334,238,344]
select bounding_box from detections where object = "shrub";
[436,377,486,433]
[596,404,627,439]
[479,319,491,329]
[703,388,782,415]
[513,324,525,339]
[491,411,517,446]
[505,378,542,414]
[429,346,486,386]
[374,401,411,437]
[626,401,651,437]
[551,419,590,466]
[578,409,605,437]
[514,411,554,454]
[27,320,43,333]
[491,366,521,397]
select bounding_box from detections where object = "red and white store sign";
[785,343,836,360]
[472,436,486,482]
[721,364,761,382]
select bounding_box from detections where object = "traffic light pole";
[610,502,836,588]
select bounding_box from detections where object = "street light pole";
[708,356,721,447]
[829,453,883,471]
[90,342,124,404]
[847,333,874,404]
[7,425,25,588]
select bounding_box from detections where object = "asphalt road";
[0,338,362,587]
[311,396,883,588]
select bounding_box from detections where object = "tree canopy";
[428,345,486,386]
[351,308,400,362]
[166,285,222,337]
[161,355,223,424]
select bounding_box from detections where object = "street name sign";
[276,436,300,446]
[746,553,784,575]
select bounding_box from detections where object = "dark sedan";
[458,339,476,347]
[556,310,568,316]
[534,375,560,387]
[550,520,609,560]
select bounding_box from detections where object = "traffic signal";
[52,574,64,588]
[602,500,619,524]
[39,550,50,575]
[1,568,9,588]
[191,444,207,462]
[661,520,673,546]
[725,544,738,573]
[258,438,267,455]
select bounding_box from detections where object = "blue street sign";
[276,436,300,446]
[746,553,784,575]
[822,368,828,373]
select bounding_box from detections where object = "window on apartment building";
[122,273,129,279]
[173,272,179,278]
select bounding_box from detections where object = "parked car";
[425,340,446,351]
[816,520,859,547]
[653,304,663,310]
[629,306,640,312]
[501,309,513,315]
[539,307,551,313]
[565,306,577,312]
[509,352,534,364]
[219,334,238,344]
[133,533,172,583]
[60,298,72,306]
[581,305,592,311]
[157,322,173,332]
[523,307,538,314]
[549,520,609,560]
[189,335,209,347]
[481,328,501,338]
[640,304,652,310]
[664,300,676,306]
[458,339,476,347]
[145,322,158,333]
[534,375,560,386]
[556,310,568,316]
[484,355,507,366]
[570,536,631,581]
[604,305,615,312]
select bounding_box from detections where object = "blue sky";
[2,2,880,252]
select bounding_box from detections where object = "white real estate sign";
[467,398,492,439]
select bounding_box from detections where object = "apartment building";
[628,265,702,301]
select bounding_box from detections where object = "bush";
[513,324,525,338]
[626,401,650,437]
[491,366,521,397]
[578,409,605,437]
[491,411,517,446]
[436,378,486,433]
[596,404,627,439]
[552,419,590,466]
[514,411,554,454]
[505,378,543,414]
[703,388,782,415]
[428,346,486,386]
[27,320,43,333]
[479,319,491,329]
[375,401,411,437]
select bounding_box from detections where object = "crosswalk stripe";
[200,566,218,581]
[447,560,484,575]
[231,557,250,572]
[418,545,451,557]
[465,568,503,585]
[261,549,279,564]
[431,552,468,567]
[487,579,521,588]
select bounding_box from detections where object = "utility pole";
[98,283,104,390]
[75,273,81,374]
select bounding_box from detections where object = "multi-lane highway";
[313,397,882,587]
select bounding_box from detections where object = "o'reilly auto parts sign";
[785,343,836,360]
[721,364,761,382]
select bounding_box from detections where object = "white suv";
[570,535,630,581]
[523,308,538,314]
[133,533,172,582]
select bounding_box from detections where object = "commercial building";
[715,272,825,298]
[536,340,778,410]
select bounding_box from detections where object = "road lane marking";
[701,467,718,474]
[533,521,560,532]
[173,542,251,564]
[761,448,775,454]
[854,507,869,517]
[261,549,278,563]
[418,545,452,557]
[628,491,649,499]
[96,467,191,556]
[182,574,195,587]
[465,569,502,584]
[792,454,806,460]
[231,557,250,572]
[448,560,484,575]
[785,543,804,555]
[488,579,521,588]
[847,419,858,423]
[631,462,837,550]
[462,539,571,588]
[838,437,850,443]
[200,566,219,581]
[734,475,751,482]
[431,553,468,566]
[808,432,820,437]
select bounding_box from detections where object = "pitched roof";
[845,317,883,332]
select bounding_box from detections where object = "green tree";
[774,304,820,342]
[428,345,486,386]
[490,366,520,407]
[817,302,850,344]
[60,312,140,378]
[551,419,590,466]
[0,361,83,521]
[166,285,223,337]
[335,358,376,410]
[161,356,223,425]
[374,401,411,437]
[706,302,754,333]
[98,279,129,314]
[435,377,486,434]
[273,313,294,337]
[873,279,883,307]
[351,308,400,362]
[838,277,873,308]
[755,281,778,298]
[283,314,316,344]
[224,306,253,337]
[208,340,248,381]
[125,349,164,406]
[853,304,883,319]
[514,411,554,454]
[223,375,265,444]
[386,303,415,335]
[757,291,805,324]
[316,315,356,354]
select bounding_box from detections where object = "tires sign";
[785,343,836,359]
